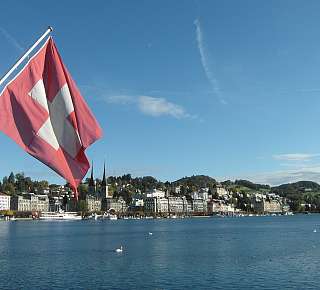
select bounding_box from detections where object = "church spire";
[101,161,107,187]
[100,161,109,198]
[88,161,97,195]
[89,162,95,187]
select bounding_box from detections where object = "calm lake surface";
[0,215,320,289]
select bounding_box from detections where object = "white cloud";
[0,27,23,52]
[138,96,188,119]
[272,153,320,161]
[105,94,195,120]
[194,19,227,105]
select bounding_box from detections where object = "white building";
[11,193,49,212]
[144,197,168,214]
[192,198,207,213]
[102,197,126,213]
[213,184,228,197]
[186,200,193,214]
[208,200,234,214]
[174,186,181,194]
[86,195,102,212]
[0,193,10,211]
[146,189,166,198]
[168,196,186,213]
[133,198,144,207]
[198,188,209,201]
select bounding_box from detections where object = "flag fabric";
[0,37,102,197]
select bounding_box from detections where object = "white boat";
[102,213,118,220]
[108,214,118,220]
[90,213,102,220]
[39,212,82,220]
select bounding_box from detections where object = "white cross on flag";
[0,37,102,197]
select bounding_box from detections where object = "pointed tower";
[88,162,96,194]
[100,161,109,198]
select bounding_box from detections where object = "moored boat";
[39,212,82,220]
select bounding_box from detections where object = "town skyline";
[1,169,319,217]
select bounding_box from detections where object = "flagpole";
[0,26,53,87]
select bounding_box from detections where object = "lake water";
[0,215,320,289]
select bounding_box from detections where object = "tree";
[77,200,88,216]
[8,172,15,184]
[114,188,132,204]
[2,176,8,185]
[3,183,15,195]
[33,180,49,193]
[78,183,88,195]
[15,172,26,192]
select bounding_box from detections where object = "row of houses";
[144,196,208,215]
[0,193,50,212]
[0,184,289,215]
[0,191,127,214]
[80,195,127,213]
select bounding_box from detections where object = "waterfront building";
[11,193,49,212]
[208,200,234,214]
[143,197,154,213]
[192,198,207,213]
[168,196,185,213]
[144,197,168,214]
[49,196,64,212]
[102,197,126,213]
[0,193,10,211]
[86,195,102,212]
[11,194,31,212]
[36,194,50,212]
[185,199,193,214]
[251,194,283,214]
[158,197,169,213]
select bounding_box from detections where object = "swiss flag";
[0,37,102,198]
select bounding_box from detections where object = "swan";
[148,232,153,236]
[115,246,123,253]
[313,229,317,233]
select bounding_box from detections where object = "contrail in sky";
[194,19,227,105]
[0,27,23,52]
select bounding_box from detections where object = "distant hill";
[234,179,270,190]
[271,181,320,196]
[220,179,270,192]
[173,175,216,188]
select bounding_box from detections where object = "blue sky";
[1,0,320,185]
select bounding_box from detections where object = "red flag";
[0,37,102,198]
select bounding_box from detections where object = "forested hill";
[173,175,217,188]
[271,181,320,196]
[234,179,270,190]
